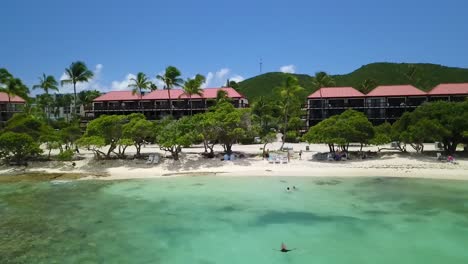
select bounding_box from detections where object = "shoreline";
[1,143,467,182]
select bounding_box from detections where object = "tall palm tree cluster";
[128,66,206,116]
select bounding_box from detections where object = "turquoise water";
[1,177,468,263]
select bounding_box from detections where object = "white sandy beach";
[1,142,467,181]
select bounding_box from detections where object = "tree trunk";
[139,87,143,113]
[203,140,208,153]
[73,81,77,117]
[167,87,172,116]
[281,104,289,151]
[135,143,142,157]
[262,142,269,159]
[360,143,363,152]
[225,144,233,155]
[190,95,193,116]
[106,144,116,158]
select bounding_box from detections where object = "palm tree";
[312,71,336,89]
[60,61,94,117]
[181,74,205,115]
[0,77,29,115]
[279,75,304,150]
[128,72,152,111]
[149,83,158,91]
[33,74,59,122]
[156,66,183,115]
[359,79,378,94]
[0,68,12,84]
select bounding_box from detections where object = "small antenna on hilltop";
[259,58,263,74]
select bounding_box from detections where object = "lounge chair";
[268,156,275,164]
[281,156,288,164]
[436,153,446,161]
[153,154,160,164]
[275,156,281,164]
[327,153,334,161]
[146,154,154,164]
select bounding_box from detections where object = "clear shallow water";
[1,177,468,264]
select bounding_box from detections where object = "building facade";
[0,92,26,124]
[86,87,249,120]
[306,83,468,127]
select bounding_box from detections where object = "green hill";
[237,62,468,101]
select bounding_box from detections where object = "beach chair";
[275,155,281,164]
[146,154,154,164]
[281,156,288,164]
[153,154,160,164]
[327,153,334,161]
[268,155,275,164]
[436,153,447,162]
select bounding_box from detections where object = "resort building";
[86,87,248,120]
[0,92,26,124]
[306,83,468,127]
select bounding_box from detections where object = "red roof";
[93,91,141,102]
[308,87,365,99]
[366,85,426,97]
[428,83,468,95]
[94,88,244,102]
[0,92,26,103]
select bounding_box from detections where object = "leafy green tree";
[61,61,94,116]
[311,71,336,89]
[122,114,156,157]
[181,74,205,115]
[157,117,195,160]
[0,132,42,164]
[303,109,374,152]
[60,122,82,150]
[227,80,239,90]
[79,115,129,158]
[370,122,393,146]
[392,101,467,154]
[128,72,152,110]
[157,66,183,115]
[76,136,106,159]
[208,102,256,154]
[40,126,63,158]
[33,74,59,122]
[261,132,276,159]
[191,113,218,156]
[278,75,304,149]
[3,113,47,139]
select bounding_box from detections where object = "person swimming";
[279,242,295,253]
[286,187,291,192]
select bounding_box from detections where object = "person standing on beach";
[299,150,302,160]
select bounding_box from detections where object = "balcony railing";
[0,105,24,112]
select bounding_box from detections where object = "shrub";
[56,149,74,161]
[0,132,42,164]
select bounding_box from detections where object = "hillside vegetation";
[237,62,468,101]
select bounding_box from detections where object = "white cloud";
[215,68,230,79]
[111,73,136,91]
[202,68,244,88]
[279,64,296,73]
[229,75,244,83]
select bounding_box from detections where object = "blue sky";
[1,0,467,93]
